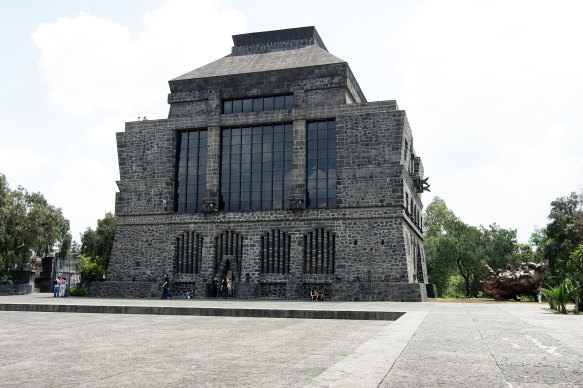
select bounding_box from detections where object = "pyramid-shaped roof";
[172,26,346,81]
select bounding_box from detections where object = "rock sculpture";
[481,262,547,301]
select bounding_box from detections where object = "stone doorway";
[218,259,236,297]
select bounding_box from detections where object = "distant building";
[54,257,80,287]
[94,27,431,301]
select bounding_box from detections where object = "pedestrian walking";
[162,273,172,299]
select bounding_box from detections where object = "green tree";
[451,222,485,297]
[80,212,116,277]
[424,197,522,297]
[532,192,583,280]
[424,197,459,295]
[481,224,521,271]
[77,255,107,281]
[424,198,486,297]
[568,243,583,278]
[0,174,70,278]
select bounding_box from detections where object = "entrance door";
[226,269,233,296]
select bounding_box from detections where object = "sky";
[1,0,582,244]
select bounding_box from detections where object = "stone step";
[0,302,404,320]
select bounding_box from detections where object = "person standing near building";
[221,277,229,299]
[54,276,61,297]
[60,277,66,297]
[212,276,219,297]
[162,273,172,299]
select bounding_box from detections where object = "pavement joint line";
[307,311,428,388]
[375,311,428,387]
[470,307,509,386]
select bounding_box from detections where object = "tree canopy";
[79,212,116,280]
[424,197,522,297]
[80,212,116,265]
[0,174,71,279]
[425,192,583,297]
[531,192,583,282]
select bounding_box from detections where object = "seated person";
[310,289,318,301]
[184,288,194,299]
[317,289,324,301]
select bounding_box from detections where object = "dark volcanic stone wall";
[100,29,429,301]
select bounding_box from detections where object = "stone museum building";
[93,26,431,301]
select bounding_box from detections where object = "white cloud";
[0,147,49,179]
[390,0,583,242]
[48,156,118,240]
[30,0,247,239]
[86,116,126,148]
[32,0,246,120]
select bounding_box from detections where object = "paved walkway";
[0,294,582,387]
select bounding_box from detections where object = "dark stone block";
[105,27,428,302]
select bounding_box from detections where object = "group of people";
[160,274,236,300]
[212,276,234,299]
[160,275,329,302]
[53,276,67,297]
[310,289,324,301]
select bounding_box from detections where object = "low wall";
[89,279,429,301]
[0,283,33,296]
[0,270,36,296]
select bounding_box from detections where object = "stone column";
[202,126,221,211]
[289,119,307,209]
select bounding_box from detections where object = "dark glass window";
[274,95,284,110]
[307,120,336,208]
[223,100,232,114]
[222,94,293,114]
[264,97,274,111]
[243,98,253,113]
[176,130,208,212]
[232,99,242,113]
[221,124,293,211]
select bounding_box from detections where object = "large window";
[176,130,207,212]
[221,124,293,210]
[223,94,293,114]
[175,231,203,274]
[307,120,336,208]
[303,228,336,274]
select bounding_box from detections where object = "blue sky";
[1,0,582,244]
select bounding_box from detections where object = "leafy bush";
[78,255,106,281]
[442,275,466,298]
[69,286,88,297]
[570,277,583,312]
[0,273,13,284]
[541,278,580,314]
[80,212,116,269]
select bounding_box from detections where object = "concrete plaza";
[0,294,582,387]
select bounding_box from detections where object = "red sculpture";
[481,262,547,301]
